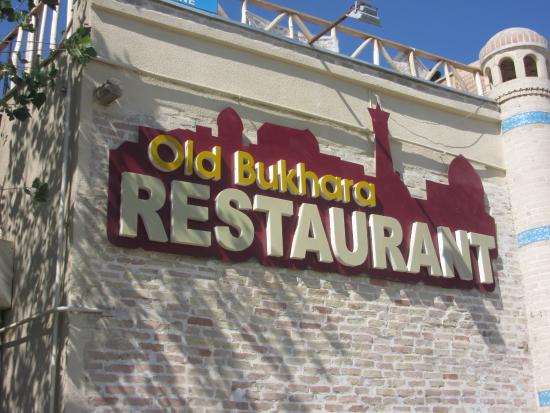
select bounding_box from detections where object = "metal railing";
[0,0,73,96]
[0,0,488,98]
[219,0,488,96]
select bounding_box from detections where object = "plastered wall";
[0,0,540,412]
[0,56,80,412]
[58,3,537,405]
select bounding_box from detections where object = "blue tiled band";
[539,390,550,407]
[502,111,550,133]
[517,226,550,247]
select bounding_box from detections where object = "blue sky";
[0,0,548,67]
[220,0,550,64]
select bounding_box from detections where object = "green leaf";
[31,92,46,109]
[85,46,97,58]
[21,22,34,32]
[63,26,97,65]
[12,106,30,121]
[21,179,49,202]
[42,0,58,9]
[33,182,48,202]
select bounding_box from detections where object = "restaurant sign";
[107,106,497,291]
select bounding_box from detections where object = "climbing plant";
[0,1,97,121]
[0,1,97,202]
[1,177,49,202]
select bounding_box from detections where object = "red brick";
[299,322,321,329]
[126,397,151,406]
[106,364,135,373]
[255,308,278,317]
[369,278,388,286]
[157,397,187,407]
[289,394,313,402]
[139,343,164,351]
[250,402,275,411]
[188,317,213,326]
[222,401,250,410]
[91,396,118,406]
[191,348,211,357]
[232,381,254,390]
[312,306,332,314]
[104,385,135,394]
[155,333,182,342]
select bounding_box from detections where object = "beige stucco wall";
[54,0,539,412]
[89,0,502,170]
[1,0,542,412]
[0,55,82,412]
[486,50,550,410]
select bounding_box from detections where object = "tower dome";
[480,27,548,62]
[479,27,550,94]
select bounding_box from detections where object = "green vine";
[0,22,97,121]
[0,4,96,213]
[1,177,48,202]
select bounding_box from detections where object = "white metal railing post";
[25,15,37,72]
[37,6,48,58]
[11,27,23,67]
[9,27,23,88]
[241,0,247,24]
[409,50,417,77]
[288,14,294,39]
[444,63,451,87]
[372,39,379,65]
[49,6,59,51]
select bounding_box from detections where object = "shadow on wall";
[0,55,83,412]
[70,228,514,411]
[60,75,529,411]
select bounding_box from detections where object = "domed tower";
[480,28,550,410]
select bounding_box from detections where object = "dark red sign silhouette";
[107,106,497,291]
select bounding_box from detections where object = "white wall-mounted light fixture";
[309,1,381,45]
[347,2,381,26]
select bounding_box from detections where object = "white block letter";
[369,214,407,272]
[290,203,333,263]
[120,172,168,242]
[253,195,293,257]
[468,232,496,284]
[407,222,443,276]
[171,181,211,247]
[215,189,254,252]
[437,227,473,280]
[329,208,368,267]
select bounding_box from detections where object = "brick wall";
[62,102,536,412]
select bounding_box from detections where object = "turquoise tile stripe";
[518,225,550,247]
[502,111,550,133]
[539,390,550,407]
